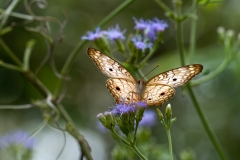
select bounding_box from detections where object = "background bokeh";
[0,0,240,159]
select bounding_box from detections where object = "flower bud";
[217,26,225,42]
[104,111,115,129]
[156,108,164,122]
[165,104,172,119]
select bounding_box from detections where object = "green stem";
[188,0,198,64]
[0,104,33,109]
[176,21,185,65]
[133,121,139,144]
[187,84,227,160]
[138,45,158,69]
[0,60,24,72]
[0,38,23,66]
[23,39,36,71]
[191,59,229,86]
[0,0,23,30]
[54,0,135,97]
[111,128,130,146]
[131,144,148,160]
[154,0,173,13]
[0,9,34,20]
[174,3,227,160]
[166,129,173,160]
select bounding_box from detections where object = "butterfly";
[87,47,203,106]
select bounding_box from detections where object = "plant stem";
[174,3,227,160]
[0,9,34,20]
[166,129,173,160]
[188,0,198,64]
[176,21,185,65]
[0,0,23,30]
[191,59,229,86]
[0,38,23,66]
[111,129,130,146]
[186,84,227,160]
[131,144,148,160]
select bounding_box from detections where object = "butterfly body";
[87,47,203,106]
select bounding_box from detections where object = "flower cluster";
[133,17,168,40]
[97,102,148,135]
[82,17,168,63]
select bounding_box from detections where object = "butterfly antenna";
[142,64,160,79]
[126,60,142,79]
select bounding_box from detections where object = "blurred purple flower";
[81,27,104,41]
[104,25,126,41]
[151,18,168,32]
[137,101,147,107]
[131,35,152,52]
[111,103,138,116]
[133,18,150,30]
[0,131,36,149]
[134,17,168,40]
[139,110,156,128]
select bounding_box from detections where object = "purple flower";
[137,101,147,107]
[0,131,36,149]
[133,18,150,30]
[139,110,156,127]
[151,18,168,32]
[111,103,138,116]
[104,25,126,41]
[81,27,104,41]
[131,35,152,52]
[133,17,168,40]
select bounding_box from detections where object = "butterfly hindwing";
[87,48,135,81]
[146,64,203,87]
[106,78,138,104]
[143,84,175,106]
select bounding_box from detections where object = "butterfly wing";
[106,78,138,104]
[87,47,135,81]
[143,84,175,106]
[146,64,203,87]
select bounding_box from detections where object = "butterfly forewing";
[106,78,138,104]
[146,64,203,87]
[87,47,135,81]
[143,85,175,106]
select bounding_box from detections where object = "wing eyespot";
[160,92,165,96]
[148,98,152,100]
[116,86,121,91]
[173,78,177,81]
[109,68,113,71]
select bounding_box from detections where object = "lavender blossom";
[133,18,150,30]
[104,25,126,41]
[81,27,104,41]
[139,110,156,128]
[111,103,138,116]
[0,131,36,149]
[131,35,152,52]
